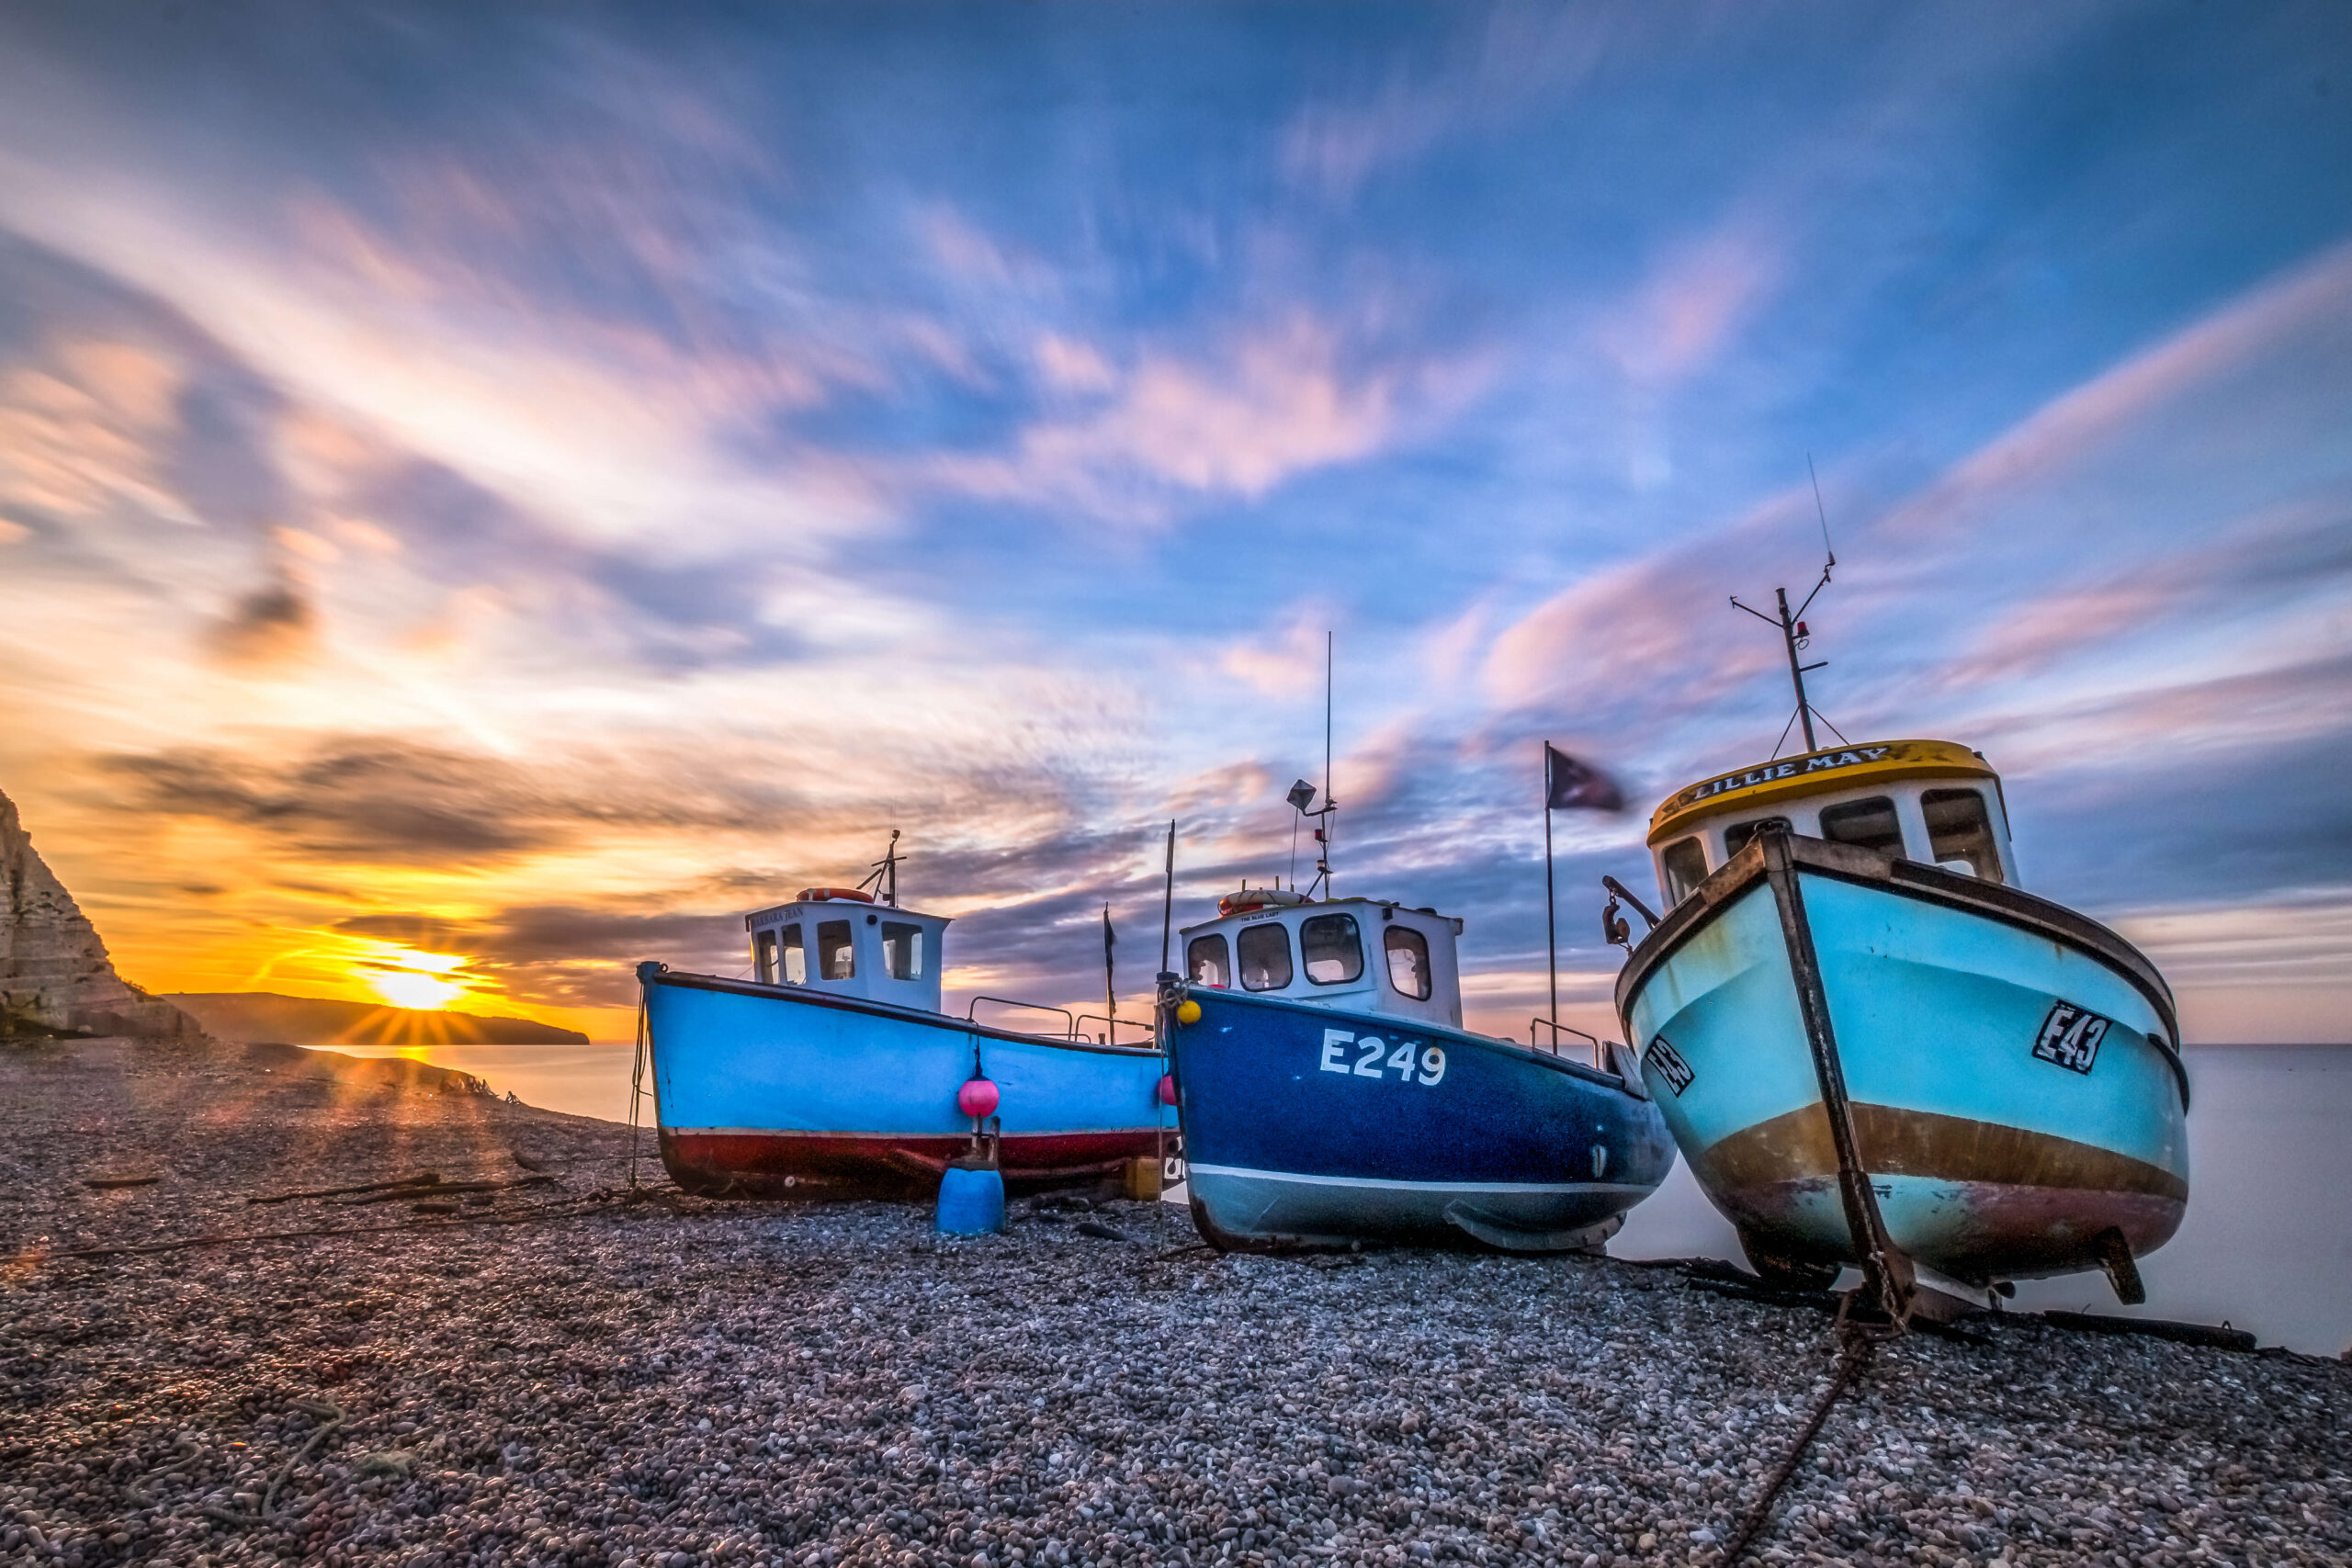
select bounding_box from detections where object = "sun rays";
[350,942,477,1017]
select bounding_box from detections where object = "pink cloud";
[1281,9,1634,197]
[1886,238,2352,542]
[1035,333,1116,394]
[1480,487,1810,714]
[1601,224,1785,388]
[939,313,1484,523]
[1957,649,2352,784]
[1223,606,1336,691]
[0,342,196,528]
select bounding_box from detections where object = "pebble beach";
[4,1033,2346,1568]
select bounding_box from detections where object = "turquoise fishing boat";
[1615,736,2190,1303]
[1611,554,2188,1311]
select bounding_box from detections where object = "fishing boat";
[1611,563,2189,1306]
[1161,778,1675,1252]
[636,836,1170,1196]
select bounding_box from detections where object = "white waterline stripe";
[1185,1163,1652,1197]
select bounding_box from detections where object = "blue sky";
[0,2,2346,1040]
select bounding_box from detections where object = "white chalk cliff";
[1,785,198,1038]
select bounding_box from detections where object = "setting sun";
[360,947,471,1011]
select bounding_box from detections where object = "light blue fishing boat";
[1610,554,2189,1312]
[636,837,1170,1196]
[1616,733,2188,1304]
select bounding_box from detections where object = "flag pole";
[1159,819,1176,977]
[1544,742,1558,1032]
[1102,902,1116,1039]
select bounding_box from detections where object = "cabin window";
[1385,926,1432,999]
[1922,788,2005,883]
[881,921,925,980]
[1722,817,1790,859]
[1662,836,1708,904]
[1187,934,1231,988]
[817,919,855,980]
[780,923,806,985]
[1238,921,1294,991]
[753,930,779,985]
[1819,795,1905,856]
[1300,913,1364,986]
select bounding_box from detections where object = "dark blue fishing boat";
[1161,884,1675,1252]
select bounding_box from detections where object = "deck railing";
[1530,1017,1604,1069]
[1074,1013,1156,1048]
[966,996,1078,1038]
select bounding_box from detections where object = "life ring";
[796,886,876,904]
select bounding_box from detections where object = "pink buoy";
[957,1075,1001,1121]
[1157,1074,1178,1106]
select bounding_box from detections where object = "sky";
[0,2,2347,1044]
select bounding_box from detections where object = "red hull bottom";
[660,1128,1169,1197]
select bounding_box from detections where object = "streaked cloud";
[0,3,2345,1044]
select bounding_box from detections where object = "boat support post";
[1756,829,1916,1325]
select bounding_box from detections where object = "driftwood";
[250,1172,442,1205]
[83,1175,162,1190]
[336,1174,555,1206]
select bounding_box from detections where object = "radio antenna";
[1288,632,1340,900]
[1808,452,1837,574]
[1730,460,1838,756]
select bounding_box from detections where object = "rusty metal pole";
[1757,828,1914,1323]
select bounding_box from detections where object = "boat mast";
[1320,630,1333,897]
[1731,458,1838,757]
[1292,633,1337,898]
[857,828,902,907]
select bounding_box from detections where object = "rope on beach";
[121,1438,205,1507]
[334,1174,555,1206]
[1719,1328,1883,1566]
[248,1171,444,1204]
[198,1399,347,1529]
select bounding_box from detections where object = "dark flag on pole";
[1541,740,1623,1036]
[1544,744,1624,812]
[1102,903,1117,1022]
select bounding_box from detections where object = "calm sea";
[309,1040,2352,1356]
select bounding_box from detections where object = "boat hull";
[642,970,1170,1195]
[1619,836,2189,1286]
[1165,987,1675,1251]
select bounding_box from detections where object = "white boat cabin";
[1646,738,2020,908]
[1180,888,1466,1030]
[744,889,953,1012]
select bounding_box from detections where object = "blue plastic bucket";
[935,1166,1006,1235]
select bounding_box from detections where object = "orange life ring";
[795,886,876,904]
